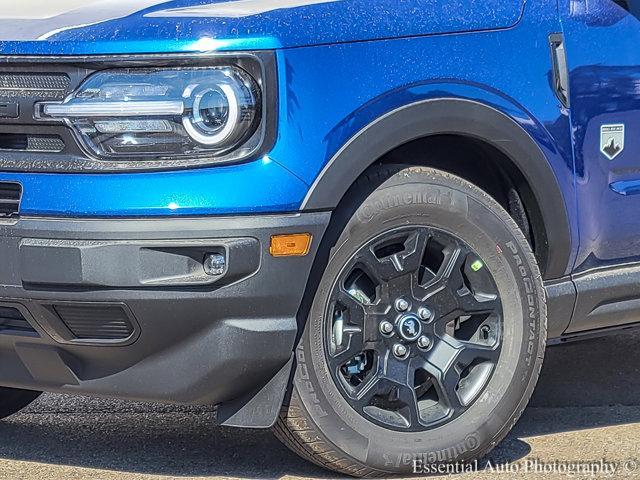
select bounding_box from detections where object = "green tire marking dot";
[471,260,484,272]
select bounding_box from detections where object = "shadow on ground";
[1,332,639,478]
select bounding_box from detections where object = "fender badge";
[601,124,625,160]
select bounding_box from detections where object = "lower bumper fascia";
[0,212,330,417]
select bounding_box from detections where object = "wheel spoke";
[329,325,364,365]
[358,248,400,282]
[417,244,499,333]
[427,360,465,414]
[349,355,424,428]
[359,230,430,283]
[440,245,469,286]
[334,286,387,343]
[415,244,467,301]
[348,371,384,404]
[421,337,467,414]
[457,290,500,315]
[425,286,461,324]
[384,355,414,386]
[444,245,500,315]
[397,230,431,275]
[327,287,366,364]
[394,382,423,428]
[442,336,501,364]
[456,340,501,365]
[335,286,370,320]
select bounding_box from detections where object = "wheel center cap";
[397,315,422,342]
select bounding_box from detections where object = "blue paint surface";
[0,158,308,217]
[3,0,640,276]
[560,0,640,270]
[0,1,525,54]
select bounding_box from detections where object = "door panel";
[561,0,640,270]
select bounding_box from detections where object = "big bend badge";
[601,124,625,160]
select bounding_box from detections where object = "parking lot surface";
[1,331,640,479]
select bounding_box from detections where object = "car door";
[561,0,640,271]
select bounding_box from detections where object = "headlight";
[37,66,262,160]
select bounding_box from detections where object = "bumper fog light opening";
[204,253,226,276]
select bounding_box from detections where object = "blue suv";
[0,0,637,476]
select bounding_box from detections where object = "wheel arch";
[301,97,572,280]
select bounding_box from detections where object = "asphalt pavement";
[2,331,640,479]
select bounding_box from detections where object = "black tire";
[274,166,546,477]
[0,387,41,420]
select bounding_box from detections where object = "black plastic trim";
[40,302,140,346]
[549,34,570,108]
[19,237,260,289]
[566,262,640,334]
[0,212,330,413]
[542,263,640,342]
[0,181,21,217]
[216,354,294,428]
[544,277,576,339]
[549,321,640,346]
[301,98,572,279]
[0,302,38,337]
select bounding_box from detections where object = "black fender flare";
[301,98,572,279]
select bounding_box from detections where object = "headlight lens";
[38,66,261,160]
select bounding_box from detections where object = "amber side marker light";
[270,233,312,257]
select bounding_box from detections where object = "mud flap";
[216,354,294,428]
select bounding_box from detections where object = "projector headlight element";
[38,66,262,160]
[182,83,241,146]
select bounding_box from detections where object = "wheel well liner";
[301,98,571,279]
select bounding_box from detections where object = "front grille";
[0,133,64,152]
[0,181,21,217]
[0,306,36,334]
[26,135,65,152]
[53,304,135,340]
[0,73,70,100]
[0,65,80,172]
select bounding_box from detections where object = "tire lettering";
[295,346,328,418]
[505,241,538,369]
[358,189,454,222]
[388,434,480,467]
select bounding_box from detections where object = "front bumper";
[0,212,329,412]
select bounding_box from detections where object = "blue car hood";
[0,0,524,55]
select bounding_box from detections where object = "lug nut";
[481,325,491,340]
[417,336,432,350]
[392,343,409,359]
[379,321,394,336]
[395,298,410,312]
[418,307,432,321]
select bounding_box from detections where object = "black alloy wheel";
[326,226,502,432]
